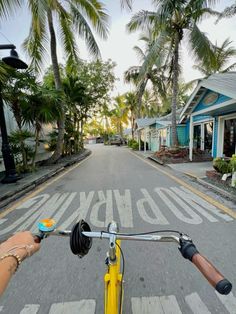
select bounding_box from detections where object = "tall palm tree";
[127,0,218,146]
[110,95,129,137]
[124,28,170,118]
[193,38,236,76]
[23,0,109,162]
[217,1,236,20]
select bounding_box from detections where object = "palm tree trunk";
[171,33,180,147]
[47,9,65,163]
[136,79,147,118]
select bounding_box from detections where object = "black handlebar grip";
[34,233,44,243]
[215,279,233,295]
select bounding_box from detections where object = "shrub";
[131,142,139,150]
[230,154,236,171]
[213,157,232,174]
[128,139,137,147]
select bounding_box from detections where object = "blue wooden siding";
[193,115,211,122]
[213,117,218,158]
[170,125,188,146]
[193,90,231,113]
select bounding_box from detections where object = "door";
[204,122,213,152]
[223,118,236,157]
[193,125,201,150]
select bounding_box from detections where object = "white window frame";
[217,113,236,157]
[193,118,214,153]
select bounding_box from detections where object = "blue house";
[180,72,236,160]
[135,110,188,152]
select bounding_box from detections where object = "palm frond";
[70,3,101,58]
[138,31,169,79]
[56,3,79,64]
[0,0,21,19]
[72,0,109,39]
[127,10,158,33]
[120,0,132,10]
[23,0,48,73]
[222,62,236,72]
[188,24,214,66]
[133,46,146,62]
[216,3,236,22]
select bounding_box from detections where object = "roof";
[136,109,183,129]
[136,118,156,129]
[180,72,236,122]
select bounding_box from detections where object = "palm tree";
[127,0,218,146]
[217,2,236,20]
[23,0,109,162]
[193,38,236,76]
[110,95,129,137]
[124,92,136,139]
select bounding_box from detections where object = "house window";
[223,118,236,157]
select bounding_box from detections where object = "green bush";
[213,157,232,174]
[128,139,137,148]
[230,154,236,171]
[131,142,139,150]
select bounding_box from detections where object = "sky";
[0,0,236,96]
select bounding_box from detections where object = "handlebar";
[34,219,232,295]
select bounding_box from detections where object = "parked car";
[108,135,124,146]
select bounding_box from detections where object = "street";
[0,144,236,314]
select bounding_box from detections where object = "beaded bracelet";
[0,253,22,272]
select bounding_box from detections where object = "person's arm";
[0,231,40,297]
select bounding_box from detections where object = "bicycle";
[35,218,232,314]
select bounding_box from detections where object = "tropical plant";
[217,1,236,20]
[193,38,236,76]
[8,129,34,173]
[110,95,129,137]
[127,0,219,146]
[23,0,109,163]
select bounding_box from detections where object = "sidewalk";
[132,149,236,203]
[0,149,91,209]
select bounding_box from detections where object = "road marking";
[0,153,92,219]
[159,295,182,314]
[216,292,236,313]
[137,188,169,225]
[114,189,133,227]
[20,304,40,314]
[60,191,94,229]
[90,190,113,227]
[185,292,211,313]
[130,151,236,219]
[156,188,203,224]
[0,307,3,312]
[131,296,164,313]
[49,300,96,314]
[0,218,7,225]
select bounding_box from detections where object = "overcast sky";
[0,0,236,96]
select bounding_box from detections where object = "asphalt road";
[0,144,236,314]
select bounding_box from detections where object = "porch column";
[189,115,193,161]
[144,128,147,153]
[138,130,141,151]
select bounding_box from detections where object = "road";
[0,144,236,314]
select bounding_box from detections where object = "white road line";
[0,219,7,225]
[159,295,182,314]
[0,306,3,312]
[49,300,96,314]
[137,188,169,225]
[216,292,236,313]
[90,190,113,227]
[131,296,164,313]
[179,186,233,222]
[19,304,40,314]
[60,191,94,229]
[52,192,77,223]
[113,189,133,227]
[156,188,202,224]
[185,292,211,314]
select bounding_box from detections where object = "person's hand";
[0,231,40,261]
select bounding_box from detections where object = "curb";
[0,150,91,209]
[136,151,236,204]
[197,177,236,202]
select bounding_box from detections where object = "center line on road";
[130,151,236,219]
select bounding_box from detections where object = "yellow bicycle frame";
[104,240,123,314]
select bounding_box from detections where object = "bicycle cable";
[70,220,93,257]
[100,229,183,237]
[116,241,125,314]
